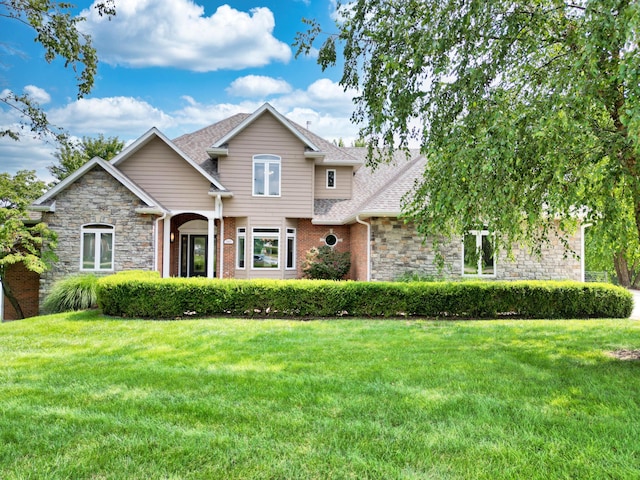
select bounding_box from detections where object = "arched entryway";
[168,213,218,278]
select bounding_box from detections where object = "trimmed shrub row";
[96,274,633,319]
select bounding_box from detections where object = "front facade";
[22,103,583,316]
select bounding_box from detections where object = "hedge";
[96,274,633,319]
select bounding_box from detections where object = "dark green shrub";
[96,276,633,320]
[302,246,351,280]
[43,274,99,313]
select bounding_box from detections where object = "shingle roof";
[313,148,425,224]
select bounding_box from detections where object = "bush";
[43,274,99,313]
[96,276,633,320]
[302,246,351,280]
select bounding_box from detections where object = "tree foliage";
[0,170,57,319]
[49,134,124,181]
[297,1,640,266]
[0,1,115,141]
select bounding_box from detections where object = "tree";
[302,246,351,280]
[0,1,115,142]
[49,134,124,181]
[0,170,57,319]
[297,1,640,278]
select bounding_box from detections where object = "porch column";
[207,216,215,278]
[162,214,172,278]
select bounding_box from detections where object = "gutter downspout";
[356,215,371,281]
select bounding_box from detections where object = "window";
[252,228,279,269]
[326,169,336,189]
[237,228,246,269]
[463,230,495,276]
[286,228,296,270]
[81,224,114,271]
[324,233,338,247]
[253,154,281,196]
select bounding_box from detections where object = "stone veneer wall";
[370,217,582,282]
[40,167,156,309]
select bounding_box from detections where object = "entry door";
[180,234,209,277]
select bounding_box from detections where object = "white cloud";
[80,0,291,71]
[285,107,360,145]
[272,78,358,116]
[48,97,175,136]
[23,85,51,105]
[226,75,293,98]
[0,134,57,182]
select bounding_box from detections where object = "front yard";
[1,312,639,479]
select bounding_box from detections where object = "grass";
[1,312,640,479]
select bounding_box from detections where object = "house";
[9,103,583,318]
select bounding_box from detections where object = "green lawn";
[1,312,640,479]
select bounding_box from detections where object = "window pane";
[286,236,295,269]
[481,234,495,275]
[327,170,335,188]
[463,234,479,274]
[238,235,245,268]
[253,236,279,268]
[100,233,113,269]
[83,233,95,269]
[268,163,280,195]
[254,162,265,195]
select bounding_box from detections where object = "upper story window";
[326,169,336,189]
[253,154,281,197]
[81,224,114,271]
[462,230,496,276]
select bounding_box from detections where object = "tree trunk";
[614,252,632,288]
[1,274,25,320]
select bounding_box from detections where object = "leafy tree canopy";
[0,1,115,142]
[0,170,57,319]
[49,134,124,181]
[297,0,640,258]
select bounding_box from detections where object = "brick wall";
[40,167,157,310]
[296,220,352,278]
[370,217,582,281]
[2,263,40,320]
[221,216,236,278]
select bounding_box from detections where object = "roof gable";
[32,157,163,211]
[111,127,229,192]
[211,103,321,152]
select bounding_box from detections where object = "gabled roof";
[110,127,229,193]
[173,107,363,167]
[210,103,321,152]
[32,157,164,212]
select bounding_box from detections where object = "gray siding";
[117,136,215,211]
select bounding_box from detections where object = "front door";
[180,234,209,277]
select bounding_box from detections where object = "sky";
[0,0,358,182]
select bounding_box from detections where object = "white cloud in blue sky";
[226,76,293,97]
[0,0,362,180]
[80,1,291,71]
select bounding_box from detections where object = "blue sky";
[0,0,358,181]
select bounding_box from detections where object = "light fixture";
[170,232,175,243]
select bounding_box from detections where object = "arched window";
[81,224,114,271]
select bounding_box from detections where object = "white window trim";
[80,224,115,272]
[286,228,296,270]
[251,227,281,270]
[252,154,281,197]
[236,228,246,270]
[326,169,337,189]
[461,229,497,277]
